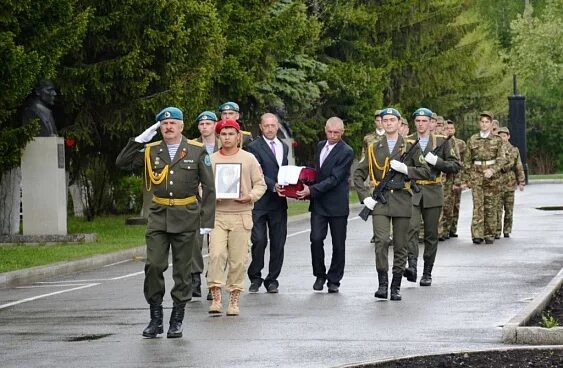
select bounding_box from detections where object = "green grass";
[540,312,560,328]
[0,215,145,273]
[0,192,361,273]
[529,174,563,180]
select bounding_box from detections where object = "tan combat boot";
[208,287,222,314]
[226,290,240,316]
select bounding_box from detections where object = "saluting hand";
[135,121,161,143]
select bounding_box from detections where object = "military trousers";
[470,174,499,240]
[440,178,454,237]
[497,189,516,235]
[373,214,410,274]
[450,188,462,234]
[144,229,195,306]
[207,212,252,292]
[407,204,442,266]
[191,234,205,274]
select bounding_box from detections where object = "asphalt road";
[0,183,562,368]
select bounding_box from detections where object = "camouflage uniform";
[463,133,506,243]
[496,142,525,236]
[440,136,465,237]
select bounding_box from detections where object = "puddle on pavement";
[536,206,563,211]
[65,333,112,342]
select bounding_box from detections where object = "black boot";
[191,273,202,298]
[403,256,417,282]
[420,263,433,286]
[390,273,402,301]
[167,304,185,338]
[374,272,388,299]
[142,304,163,338]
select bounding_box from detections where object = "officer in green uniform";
[116,106,215,339]
[218,101,253,148]
[404,109,461,286]
[361,109,386,244]
[190,111,220,298]
[461,111,506,244]
[354,108,431,301]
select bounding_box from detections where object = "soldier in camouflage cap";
[461,111,507,244]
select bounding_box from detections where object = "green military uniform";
[496,141,525,237]
[116,136,215,307]
[449,137,466,236]
[354,134,430,298]
[463,131,506,243]
[405,133,460,285]
[361,129,385,160]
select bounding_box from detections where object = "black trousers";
[247,208,288,287]
[310,212,347,286]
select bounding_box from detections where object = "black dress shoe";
[438,237,446,241]
[327,284,339,293]
[504,233,510,238]
[494,234,500,240]
[249,281,261,293]
[472,238,483,244]
[313,277,326,291]
[485,238,494,244]
[266,283,279,294]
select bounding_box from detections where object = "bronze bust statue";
[22,80,58,137]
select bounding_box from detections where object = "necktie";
[270,141,276,156]
[320,145,330,167]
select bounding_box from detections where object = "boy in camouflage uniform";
[461,112,507,244]
[496,127,525,238]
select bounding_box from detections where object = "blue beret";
[218,101,240,112]
[379,107,401,119]
[196,111,218,123]
[412,108,433,118]
[156,107,183,122]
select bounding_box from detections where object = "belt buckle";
[169,199,175,206]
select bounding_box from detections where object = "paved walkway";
[0,182,562,367]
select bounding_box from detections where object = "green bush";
[113,174,143,215]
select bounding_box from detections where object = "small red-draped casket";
[277,166,317,200]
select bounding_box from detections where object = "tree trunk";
[0,168,21,235]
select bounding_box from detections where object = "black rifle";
[359,138,420,221]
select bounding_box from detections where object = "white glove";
[363,197,377,210]
[390,160,408,175]
[200,228,212,235]
[134,121,161,143]
[424,152,438,166]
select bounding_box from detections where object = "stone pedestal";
[21,137,67,235]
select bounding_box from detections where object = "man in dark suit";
[297,117,354,293]
[246,113,289,293]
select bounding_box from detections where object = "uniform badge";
[164,111,171,118]
[418,155,426,165]
[204,155,211,167]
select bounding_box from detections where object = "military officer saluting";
[116,106,215,339]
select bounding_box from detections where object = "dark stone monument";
[22,80,58,137]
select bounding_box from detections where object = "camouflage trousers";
[496,189,516,235]
[470,174,500,240]
[439,178,454,237]
[450,187,462,234]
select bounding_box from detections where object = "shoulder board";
[406,138,416,144]
[406,133,416,140]
[146,140,162,147]
[187,139,204,147]
[241,130,251,136]
[435,134,447,139]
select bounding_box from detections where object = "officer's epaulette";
[435,134,448,139]
[241,130,251,136]
[187,139,204,148]
[405,133,417,141]
[146,140,162,147]
[405,138,417,144]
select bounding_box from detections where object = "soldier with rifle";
[404,108,461,287]
[353,108,430,301]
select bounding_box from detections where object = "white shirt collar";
[480,131,491,138]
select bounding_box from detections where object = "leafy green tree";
[56,0,225,218]
[509,1,563,173]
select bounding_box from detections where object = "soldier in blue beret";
[218,101,253,148]
[116,106,216,338]
[191,110,220,299]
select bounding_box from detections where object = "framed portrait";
[215,163,242,199]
